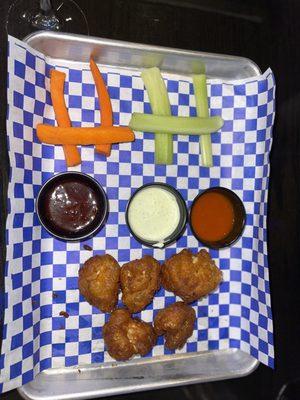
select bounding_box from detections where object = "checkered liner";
[0,36,275,392]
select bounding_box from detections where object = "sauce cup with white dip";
[125,183,187,248]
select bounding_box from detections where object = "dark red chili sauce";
[43,178,101,236]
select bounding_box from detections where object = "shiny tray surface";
[18,31,260,400]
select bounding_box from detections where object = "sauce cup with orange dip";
[189,187,246,249]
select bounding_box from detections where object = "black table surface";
[1,0,300,399]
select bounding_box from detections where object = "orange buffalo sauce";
[191,192,235,242]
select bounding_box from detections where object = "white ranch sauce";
[128,187,180,243]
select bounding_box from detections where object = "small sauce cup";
[125,183,187,248]
[189,187,246,249]
[36,171,108,241]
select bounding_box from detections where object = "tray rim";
[18,349,259,400]
[22,30,262,78]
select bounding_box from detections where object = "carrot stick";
[50,69,81,167]
[90,58,113,156]
[37,124,135,145]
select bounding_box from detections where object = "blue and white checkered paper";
[0,35,275,392]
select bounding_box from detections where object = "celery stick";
[141,67,173,164]
[193,74,213,167]
[142,68,171,115]
[129,113,224,135]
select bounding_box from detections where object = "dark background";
[1,0,300,399]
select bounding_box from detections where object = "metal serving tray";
[18,31,260,400]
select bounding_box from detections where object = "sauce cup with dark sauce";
[36,172,108,241]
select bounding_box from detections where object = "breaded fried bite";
[161,249,222,303]
[78,254,120,313]
[120,255,161,313]
[103,309,157,361]
[154,302,196,349]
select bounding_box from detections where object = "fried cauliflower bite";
[154,302,196,349]
[78,254,120,313]
[120,256,161,313]
[161,249,222,303]
[103,309,157,361]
